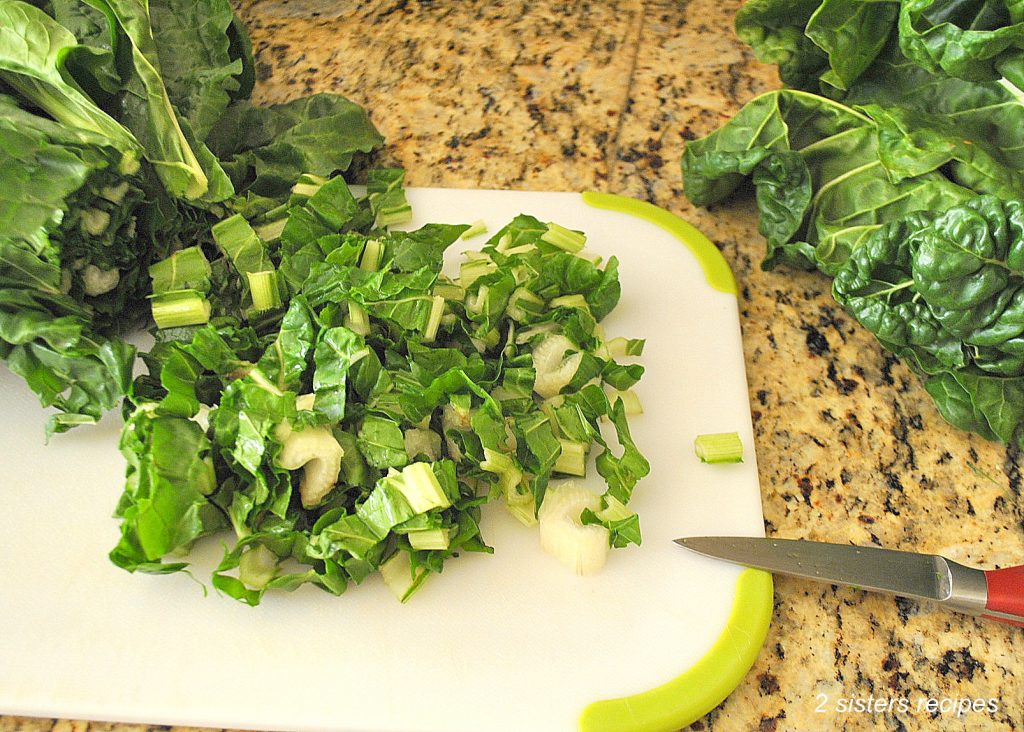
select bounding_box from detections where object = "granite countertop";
[4,1,1022,731]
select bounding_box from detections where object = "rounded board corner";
[578,568,773,732]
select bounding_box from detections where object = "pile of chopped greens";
[683,0,1024,448]
[1,0,649,603]
[114,174,649,604]
[0,0,382,435]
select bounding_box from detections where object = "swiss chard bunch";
[683,0,1024,447]
[0,91,150,434]
[112,175,649,604]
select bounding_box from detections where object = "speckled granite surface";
[232,0,644,191]
[4,1,1021,731]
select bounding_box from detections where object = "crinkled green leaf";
[256,296,315,391]
[110,407,224,571]
[357,414,408,469]
[82,0,225,200]
[834,197,1024,377]
[146,0,243,139]
[683,89,971,274]
[205,93,384,197]
[313,325,368,422]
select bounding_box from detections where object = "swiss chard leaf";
[312,325,369,423]
[737,0,900,95]
[256,296,315,391]
[280,175,368,253]
[834,196,1024,377]
[82,0,221,200]
[0,0,141,168]
[843,39,1024,174]
[357,415,408,469]
[804,0,900,93]
[205,94,385,197]
[595,397,651,505]
[389,224,469,273]
[898,0,1024,87]
[110,406,225,572]
[924,369,1024,445]
[683,89,971,274]
[145,0,243,139]
[859,103,1024,200]
[734,0,831,90]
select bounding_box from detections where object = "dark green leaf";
[357,415,408,468]
[205,94,384,197]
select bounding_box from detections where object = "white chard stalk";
[275,420,345,508]
[538,481,610,575]
[531,334,583,399]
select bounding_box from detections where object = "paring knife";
[675,536,1024,627]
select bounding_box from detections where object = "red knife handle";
[983,565,1024,627]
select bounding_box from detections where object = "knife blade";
[675,536,1024,627]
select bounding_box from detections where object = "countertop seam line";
[606,1,647,185]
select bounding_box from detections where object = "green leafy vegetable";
[143,0,247,139]
[831,196,1024,444]
[0,0,141,171]
[898,0,1024,92]
[112,175,648,603]
[685,0,1024,448]
[83,0,221,200]
[110,405,225,573]
[923,369,1024,444]
[737,0,1024,98]
[834,197,1024,375]
[4,0,642,605]
[205,94,385,199]
[0,93,147,434]
[682,89,971,275]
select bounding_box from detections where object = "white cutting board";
[0,189,771,732]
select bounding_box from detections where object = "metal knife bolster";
[939,559,989,615]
